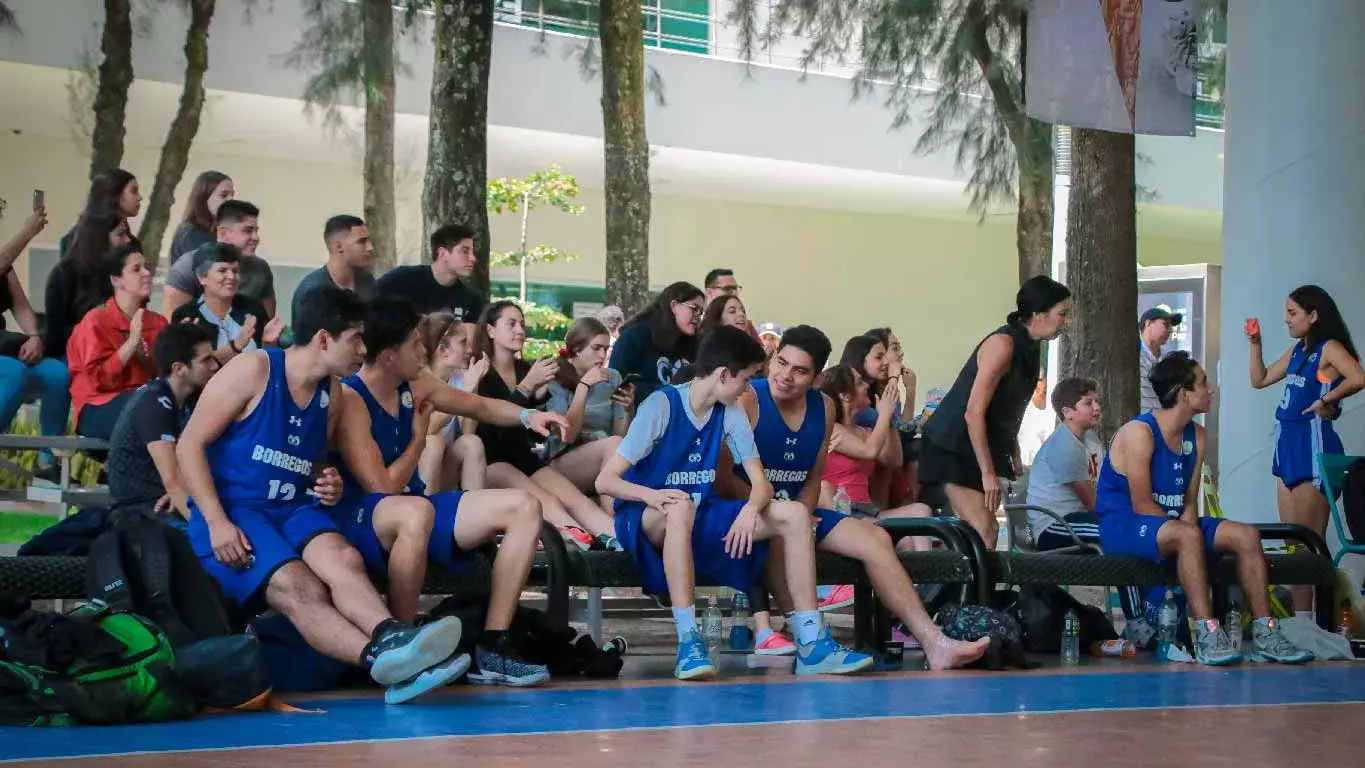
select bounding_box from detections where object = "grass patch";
[0,511,58,546]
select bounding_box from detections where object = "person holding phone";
[545,318,635,519]
[1247,285,1365,617]
[0,194,69,480]
[470,302,619,550]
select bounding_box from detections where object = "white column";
[1220,2,1365,550]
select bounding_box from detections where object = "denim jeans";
[0,355,71,464]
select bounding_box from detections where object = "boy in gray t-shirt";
[1025,378,1104,547]
[1025,378,1148,631]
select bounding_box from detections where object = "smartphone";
[1245,318,1261,337]
[618,373,643,390]
[32,188,44,212]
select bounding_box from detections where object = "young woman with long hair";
[171,171,234,265]
[608,281,703,405]
[544,318,633,503]
[415,311,487,493]
[919,276,1072,548]
[1248,284,1365,615]
[58,169,141,255]
[698,294,749,341]
[45,211,132,358]
[471,301,619,550]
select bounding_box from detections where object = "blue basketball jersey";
[619,386,725,505]
[201,347,330,507]
[337,374,425,506]
[741,379,824,501]
[1276,340,1341,424]
[1095,412,1196,518]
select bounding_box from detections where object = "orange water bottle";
[1338,600,1355,639]
[1091,639,1137,658]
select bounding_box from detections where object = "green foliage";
[486,164,586,298]
[728,0,1034,216]
[0,2,20,33]
[283,0,413,131]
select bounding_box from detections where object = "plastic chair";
[1316,452,1365,567]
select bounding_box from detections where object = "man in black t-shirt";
[106,323,220,520]
[376,223,484,342]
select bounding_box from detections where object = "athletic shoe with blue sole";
[794,626,875,676]
[384,651,471,704]
[369,616,463,686]
[674,630,717,681]
[467,639,551,687]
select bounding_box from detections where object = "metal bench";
[982,522,1338,631]
[0,434,111,510]
[0,519,982,648]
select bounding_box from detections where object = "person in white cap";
[757,322,782,358]
[1138,305,1183,413]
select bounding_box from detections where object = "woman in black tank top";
[920,276,1072,548]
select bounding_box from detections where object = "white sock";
[672,606,697,641]
[792,610,822,646]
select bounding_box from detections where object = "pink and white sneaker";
[817,585,856,612]
[754,631,797,656]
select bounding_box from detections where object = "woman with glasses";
[608,282,704,407]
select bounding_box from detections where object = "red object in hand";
[1245,318,1261,338]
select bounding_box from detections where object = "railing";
[494,0,711,55]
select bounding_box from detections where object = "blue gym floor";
[4,663,1364,766]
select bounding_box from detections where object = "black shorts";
[917,441,986,493]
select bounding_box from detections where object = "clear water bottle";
[1061,608,1080,665]
[702,595,724,659]
[1157,589,1180,657]
[1225,603,1242,652]
[833,486,852,515]
[730,592,753,650]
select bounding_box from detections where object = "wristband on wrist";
[519,408,532,429]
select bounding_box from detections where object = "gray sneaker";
[1191,618,1243,666]
[1124,617,1158,650]
[1249,618,1313,664]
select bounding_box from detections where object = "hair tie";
[558,347,572,359]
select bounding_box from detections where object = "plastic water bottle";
[833,486,852,515]
[1157,589,1180,657]
[730,592,753,650]
[702,596,724,659]
[1061,609,1080,665]
[1225,603,1243,652]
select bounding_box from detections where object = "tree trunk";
[137,0,215,273]
[1059,128,1138,443]
[422,0,493,300]
[599,0,651,317]
[1015,117,1054,283]
[361,0,396,272]
[89,0,134,179]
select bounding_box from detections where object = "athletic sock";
[672,605,697,641]
[792,610,822,646]
[755,628,774,646]
[1294,610,1316,623]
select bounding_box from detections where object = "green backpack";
[0,602,196,726]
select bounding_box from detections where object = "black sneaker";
[366,616,463,686]
[468,636,549,687]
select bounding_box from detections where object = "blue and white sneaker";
[1250,618,1313,664]
[468,638,550,687]
[794,626,875,676]
[368,616,463,686]
[384,652,471,704]
[675,630,717,681]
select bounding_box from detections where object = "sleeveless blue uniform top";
[1095,412,1196,518]
[618,386,725,506]
[203,347,330,507]
[1276,339,1341,424]
[740,379,824,502]
[337,374,425,506]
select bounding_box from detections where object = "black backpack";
[85,510,235,649]
[1012,584,1118,653]
[1342,458,1365,543]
